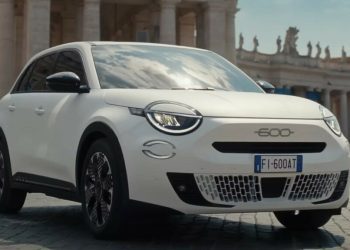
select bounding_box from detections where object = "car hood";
[103,89,323,119]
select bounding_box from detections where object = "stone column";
[24,0,51,60]
[195,9,205,49]
[76,0,83,40]
[159,0,179,45]
[322,88,331,109]
[62,12,77,43]
[150,4,160,43]
[340,90,348,137]
[82,0,101,41]
[203,1,227,56]
[226,0,238,64]
[0,0,15,96]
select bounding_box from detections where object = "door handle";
[35,106,45,116]
[8,104,16,112]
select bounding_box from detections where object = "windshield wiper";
[171,87,216,91]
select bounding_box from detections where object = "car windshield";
[91,44,263,92]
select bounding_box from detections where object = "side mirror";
[46,72,89,93]
[256,80,275,94]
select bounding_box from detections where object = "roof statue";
[307,41,312,57]
[325,46,331,60]
[316,42,322,59]
[253,35,259,52]
[283,27,299,56]
[342,46,347,63]
[239,33,244,50]
[276,36,282,53]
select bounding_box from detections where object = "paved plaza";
[0,194,349,249]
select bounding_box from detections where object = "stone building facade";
[0,0,237,94]
[1,0,350,136]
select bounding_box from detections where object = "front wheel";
[81,139,128,239]
[274,210,333,230]
[0,141,27,213]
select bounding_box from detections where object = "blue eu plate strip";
[297,155,303,172]
[254,155,262,173]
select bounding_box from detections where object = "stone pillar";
[82,0,101,41]
[0,0,15,96]
[149,4,160,43]
[203,1,227,56]
[62,13,77,43]
[226,0,238,64]
[195,9,205,49]
[340,90,348,137]
[159,0,179,45]
[178,13,196,47]
[24,0,51,60]
[76,0,83,40]
[15,2,25,76]
[322,88,331,109]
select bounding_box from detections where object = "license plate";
[254,155,303,173]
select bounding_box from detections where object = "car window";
[91,45,263,93]
[53,51,86,84]
[24,54,57,92]
[15,63,35,93]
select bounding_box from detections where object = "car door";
[34,50,92,184]
[4,54,57,177]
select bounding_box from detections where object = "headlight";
[320,105,341,136]
[130,101,202,135]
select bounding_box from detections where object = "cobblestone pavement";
[0,194,350,249]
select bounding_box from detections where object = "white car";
[0,42,349,238]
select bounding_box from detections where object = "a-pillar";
[340,90,348,137]
[159,0,180,44]
[82,0,101,41]
[226,0,238,64]
[24,0,51,60]
[0,0,15,96]
[203,1,227,56]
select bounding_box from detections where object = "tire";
[0,141,27,213]
[81,138,129,239]
[274,210,332,230]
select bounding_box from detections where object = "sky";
[236,0,350,58]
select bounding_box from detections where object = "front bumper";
[117,116,350,214]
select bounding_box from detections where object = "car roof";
[33,41,209,60]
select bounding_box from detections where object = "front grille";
[194,172,341,206]
[194,174,262,204]
[288,173,340,201]
[212,142,326,154]
[314,171,349,204]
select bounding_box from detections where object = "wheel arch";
[0,127,12,176]
[75,122,128,196]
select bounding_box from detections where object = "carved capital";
[226,0,239,14]
[204,0,227,11]
[159,0,181,9]
[84,0,100,5]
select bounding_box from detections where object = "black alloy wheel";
[84,151,114,228]
[81,138,128,239]
[0,142,26,213]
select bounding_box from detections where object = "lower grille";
[195,174,262,204]
[194,172,341,205]
[288,173,340,201]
